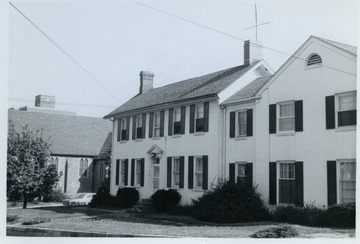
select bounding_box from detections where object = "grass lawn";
[7,205,356,238]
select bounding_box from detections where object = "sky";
[4,0,358,118]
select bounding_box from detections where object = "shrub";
[89,182,116,208]
[42,189,68,202]
[325,203,355,228]
[167,204,193,216]
[191,181,270,223]
[150,189,181,213]
[250,225,299,238]
[115,188,139,208]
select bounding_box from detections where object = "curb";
[7,226,178,238]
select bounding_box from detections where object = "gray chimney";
[244,40,263,65]
[139,71,154,94]
[35,95,55,108]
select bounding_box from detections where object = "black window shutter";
[142,114,146,139]
[229,163,235,183]
[124,159,128,186]
[202,155,208,190]
[326,96,335,129]
[269,162,277,205]
[167,157,172,188]
[190,105,195,134]
[295,161,304,207]
[117,120,121,142]
[204,102,209,132]
[269,104,277,134]
[168,109,173,136]
[180,106,186,134]
[132,116,136,140]
[295,100,303,132]
[230,111,236,138]
[140,158,145,186]
[115,159,120,185]
[131,159,135,186]
[179,156,185,188]
[247,109,253,137]
[327,161,337,206]
[160,110,165,137]
[188,156,194,189]
[149,112,154,138]
[246,163,253,187]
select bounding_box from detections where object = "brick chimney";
[244,40,263,66]
[139,71,154,94]
[35,95,55,108]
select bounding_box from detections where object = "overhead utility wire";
[137,2,356,77]
[9,2,121,102]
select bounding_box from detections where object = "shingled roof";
[8,110,112,157]
[104,62,260,118]
[222,75,272,105]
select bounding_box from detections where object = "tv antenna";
[243,4,270,41]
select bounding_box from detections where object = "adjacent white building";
[105,36,356,207]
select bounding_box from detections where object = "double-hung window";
[195,105,204,132]
[135,159,142,186]
[279,102,295,132]
[153,112,161,137]
[195,157,203,189]
[236,162,247,184]
[279,162,295,204]
[237,110,247,136]
[338,92,357,127]
[339,161,356,203]
[136,116,143,139]
[79,158,88,177]
[120,160,127,185]
[172,157,180,187]
[121,119,127,140]
[173,108,181,135]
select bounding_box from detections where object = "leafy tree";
[7,122,61,208]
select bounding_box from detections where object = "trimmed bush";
[191,181,270,223]
[325,203,355,228]
[115,188,139,208]
[89,182,116,208]
[150,189,181,213]
[250,225,299,238]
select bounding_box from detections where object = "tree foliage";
[7,122,61,208]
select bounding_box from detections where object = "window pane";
[238,111,246,123]
[280,163,295,179]
[154,113,160,127]
[137,116,142,127]
[197,106,204,118]
[339,94,356,111]
[174,109,181,121]
[280,103,295,117]
[279,179,296,204]
[196,158,203,172]
[279,117,295,131]
[338,111,356,126]
[238,124,246,136]
[237,164,246,177]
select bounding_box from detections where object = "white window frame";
[136,115,143,139]
[194,156,203,189]
[235,161,247,183]
[277,101,295,133]
[135,159,142,186]
[153,112,161,138]
[277,161,295,204]
[195,104,205,132]
[236,110,247,137]
[79,158,88,178]
[335,91,357,128]
[337,159,356,203]
[173,108,182,135]
[172,157,180,188]
[120,118,127,141]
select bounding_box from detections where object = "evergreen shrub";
[150,189,181,213]
[191,181,270,223]
[115,187,139,208]
[89,182,115,208]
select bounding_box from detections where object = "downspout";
[220,104,227,179]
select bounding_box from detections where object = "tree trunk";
[23,194,28,209]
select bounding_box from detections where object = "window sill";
[119,140,128,144]
[134,139,143,142]
[335,125,356,132]
[194,132,205,136]
[276,131,295,137]
[192,188,205,192]
[235,136,247,141]
[152,137,162,140]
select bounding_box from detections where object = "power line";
[137,2,356,77]
[9,2,121,103]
